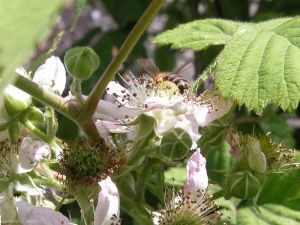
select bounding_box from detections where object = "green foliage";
[260,112,295,148]
[0,0,67,97]
[155,17,300,113]
[164,165,186,186]
[205,140,234,185]
[154,19,241,51]
[237,204,300,225]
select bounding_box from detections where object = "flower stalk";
[81,0,164,120]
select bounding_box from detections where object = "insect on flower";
[136,58,190,94]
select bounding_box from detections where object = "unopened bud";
[225,171,261,200]
[22,107,46,132]
[64,47,100,80]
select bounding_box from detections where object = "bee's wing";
[173,61,192,74]
[136,58,160,77]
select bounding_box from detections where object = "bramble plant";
[1,1,300,225]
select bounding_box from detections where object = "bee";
[136,58,190,94]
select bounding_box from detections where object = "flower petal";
[184,149,208,197]
[94,177,120,225]
[95,100,140,120]
[33,56,66,95]
[17,201,71,225]
[16,138,50,173]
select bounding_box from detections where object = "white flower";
[17,201,71,225]
[0,138,50,176]
[97,73,229,148]
[33,56,66,95]
[94,176,120,225]
[17,137,50,173]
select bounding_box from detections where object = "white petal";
[17,201,71,225]
[33,56,66,95]
[106,81,130,106]
[94,100,140,120]
[196,95,233,127]
[94,177,120,225]
[16,138,50,173]
[184,149,208,197]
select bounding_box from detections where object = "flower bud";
[225,171,261,200]
[160,128,192,160]
[183,148,208,198]
[22,107,46,132]
[64,47,100,80]
[4,84,31,117]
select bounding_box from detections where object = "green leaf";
[134,114,156,142]
[160,128,192,160]
[258,169,300,209]
[0,0,67,97]
[206,140,234,185]
[199,116,230,150]
[237,204,300,225]
[154,19,241,51]
[216,17,300,113]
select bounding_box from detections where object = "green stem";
[14,75,73,118]
[81,0,164,120]
[14,75,100,140]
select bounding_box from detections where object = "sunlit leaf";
[0,0,67,97]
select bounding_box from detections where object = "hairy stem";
[81,0,164,120]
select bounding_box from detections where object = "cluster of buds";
[225,131,296,200]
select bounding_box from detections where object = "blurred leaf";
[218,0,249,20]
[216,17,300,114]
[199,116,230,150]
[206,140,234,185]
[154,19,241,51]
[260,113,295,148]
[101,0,151,27]
[237,204,300,225]
[0,0,67,97]
[164,165,186,186]
[154,46,176,71]
[258,169,300,209]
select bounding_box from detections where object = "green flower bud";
[225,171,261,200]
[160,128,192,160]
[64,47,100,80]
[22,107,46,132]
[4,87,31,117]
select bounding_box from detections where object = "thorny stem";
[81,0,164,120]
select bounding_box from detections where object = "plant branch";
[14,75,100,140]
[81,0,164,120]
[14,75,74,118]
